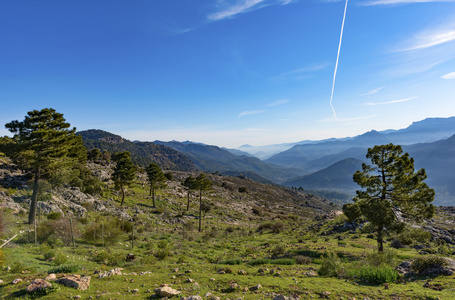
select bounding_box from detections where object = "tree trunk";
[120,184,125,206]
[149,185,152,197]
[198,190,202,232]
[28,169,40,225]
[152,187,155,208]
[187,190,191,211]
[377,226,384,252]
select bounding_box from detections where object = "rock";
[0,279,3,284]
[26,279,52,293]
[396,260,413,276]
[237,270,247,275]
[98,268,123,278]
[126,253,136,262]
[305,270,318,277]
[321,291,331,298]
[45,273,57,281]
[154,286,181,297]
[185,278,194,283]
[229,283,238,290]
[132,288,139,293]
[56,275,91,290]
[185,296,203,300]
[251,284,262,290]
[12,278,23,284]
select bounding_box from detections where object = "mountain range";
[78,117,455,206]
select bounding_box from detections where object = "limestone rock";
[45,273,57,281]
[56,275,91,290]
[154,286,181,297]
[12,278,23,284]
[98,268,123,278]
[26,279,52,293]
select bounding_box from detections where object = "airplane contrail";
[330,0,349,120]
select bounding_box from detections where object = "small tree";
[343,144,435,252]
[182,176,197,211]
[111,152,136,206]
[194,173,212,232]
[145,162,167,208]
[4,108,86,224]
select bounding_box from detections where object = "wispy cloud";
[360,87,384,96]
[442,72,455,79]
[238,110,266,117]
[399,29,455,52]
[363,97,416,106]
[272,63,330,81]
[208,0,294,21]
[363,0,454,6]
[267,99,289,106]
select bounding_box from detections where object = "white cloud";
[208,0,294,21]
[363,0,454,6]
[360,87,384,96]
[399,29,455,52]
[442,72,455,79]
[363,97,416,106]
[238,110,266,117]
[267,99,289,106]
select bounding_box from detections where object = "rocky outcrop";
[26,279,52,293]
[56,275,91,290]
[154,285,180,297]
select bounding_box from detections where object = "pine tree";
[4,108,86,224]
[343,144,435,251]
[182,175,197,211]
[111,151,136,206]
[145,162,167,208]
[194,173,212,232]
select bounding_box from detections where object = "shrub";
[352,265,398,284]
[43,250,56,261]
[94,250,124,266]
[52,253,68,266]
[365,250,397,267]
[164,172,173,181]
[220,259,242,265]
[248,258,271,266]
[83,221,123,245]
[257,222,284,234]
[411,255,448,273]
[318,252,343,277]
[47,264,80,274]
[37,219,78,246]
[273,258,295,265]
[46,212,62,220]
[272,244,286,257]
[397,227,431,245]
[238,187,247,193]
[295,255,312,265]
[140,255,157,266]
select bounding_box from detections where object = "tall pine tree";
[343,144,435,251]
[5,108,86,224]
[145,162,166,208]
[111,151,136,206]
[194,173,212,232]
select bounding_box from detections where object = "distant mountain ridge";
[154,140,303,182]
[77,130,196,171]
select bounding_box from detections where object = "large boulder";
[154,285,180,297]
[56,275,91,290]
[26,279,52,293]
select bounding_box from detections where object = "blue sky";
[1,0,454,148]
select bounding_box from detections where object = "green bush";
[248,258,271,266]
[257,222,284,234]
[352,265,398,284]
[318,252,343,277]
[140,255,157,266]
[397,227,431,245]
[47,264,80,274]
[295,255,312,265]
[43,250,56,261]
[46,212,62,220]
[52,253,68,266]
[411,255,447,273]
[272,244,286,257]
[83,221,123,245]
[219,259,242,265]
[94,250,124,266]
[273,258,295,265]
[365,250,397,267]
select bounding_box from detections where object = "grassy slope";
[0,167,454,299]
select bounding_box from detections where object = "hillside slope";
[78,130,196,171]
